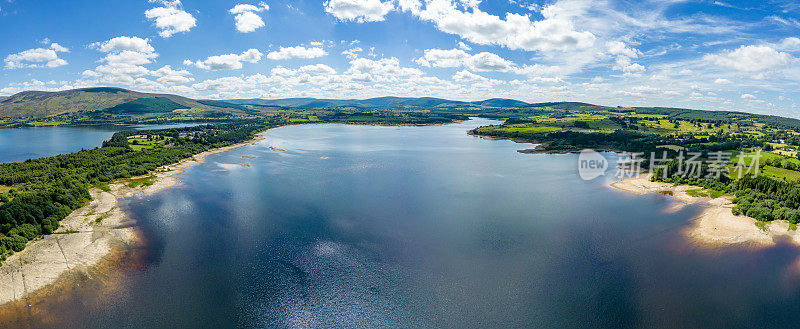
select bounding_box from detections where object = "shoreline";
[610,174,800,248]
[0,133,266,307]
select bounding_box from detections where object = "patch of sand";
[611,174,800,249]
[0,134,265,306]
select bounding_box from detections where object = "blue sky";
[1,0,799,116]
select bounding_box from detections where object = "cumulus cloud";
[714,78,732,84]
[777,37,800,51]
[186,55,454,99]
[230,2,269,33]
[415,48,514,71]
[4,43,69,69]
[342,47,363,59]
[267,46,328,60]
[324,0,394,23]
[345,57,424,82]
[185,49,263,70]
[396,0,595,52]
[298,64,337,75]
[82,36,192,88]
[145,0,197,38]
[452,70,488,83]
[49,43,69,53]
[705,45,794,72]
[151,65,194,84]
[614,56,645,75]
[94,36,155,53]
[741,93,756,100]
[607,40,645,75]
[607,41,640,58]
[83,36,163,84]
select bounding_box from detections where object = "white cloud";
[49,43,69,53]
[768,15,800,29]
[186,49,263,70]
[4,43,69,69]
[515,64,564,78]
[397,0,595,52]
[607,40,645,74]
[83,36,160,84]
[271,66,297,77]
[324,0,394,23]
[230,2,270,33]
[606,41,640,58]
[714,78,732,84]
[705,45,794,72]
[415,48,514,71]
[104,51,159,66]
[614,56,645,74]
[80,35,194,91]
[452,70,488,83]
[469,52,515,71]
[298,64,337,75]
[345,57,424,82]
[777,37,800,51]
[95,36,155,53]
[741,93,756,100]
[267,46,328,60]
[151,65,194,84]
[342,47,363,59]
[145,0,197,38]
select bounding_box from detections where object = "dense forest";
[653,160,800,224]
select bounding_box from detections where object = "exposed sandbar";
[610,174,800,248]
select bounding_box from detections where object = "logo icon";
[578,149,607,180]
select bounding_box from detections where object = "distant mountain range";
[225,96,577,109]
[0,87,600,119]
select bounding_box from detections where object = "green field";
[492,125,563,134]
[124,175,156,188]
[30,121,68,127]
[686,188,726,198]
[483,111,758,137]
[0,185,14,202]
[127,135,169,151]
[762,166,800,181]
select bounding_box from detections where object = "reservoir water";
[4,118,800,328]
[0,123,212,164]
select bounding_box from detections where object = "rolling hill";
[0,87,248,118]
[226,96,481,109]
[4,87,800,131]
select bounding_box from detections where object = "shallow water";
[5,118,800,328]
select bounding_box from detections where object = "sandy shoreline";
[0,134,265,306]
[610,174,800,248]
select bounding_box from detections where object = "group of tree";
[0,119,279,259]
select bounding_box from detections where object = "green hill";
[0,87,247,119]
[106,97,185,114]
